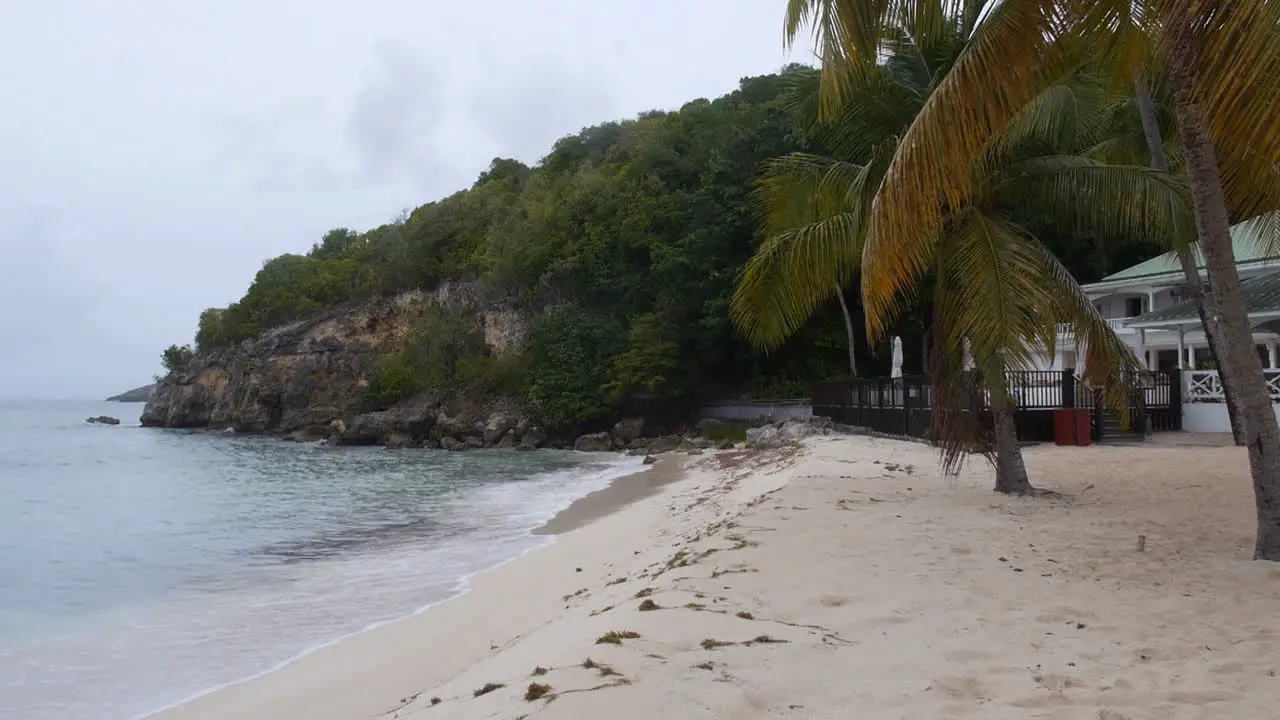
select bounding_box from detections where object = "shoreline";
[534,456,684,536]
[151,435,1280,719]
[144,451,689,720]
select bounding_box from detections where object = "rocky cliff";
[140,286,536,447]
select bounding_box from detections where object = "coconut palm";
[783,0,1280,557]
[732,38,1166,493]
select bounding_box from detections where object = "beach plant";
[473,682,504,697]
[524,683,552,701]
[595,630,641,645]
[732,1,1173,493]
[638,599,660,611]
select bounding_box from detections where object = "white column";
[1135,328,1148,369]
[1268,341,1277,369]
[1177,327,1186,369]
[1147,290,1156,314]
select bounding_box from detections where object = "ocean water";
[0,399,643,720]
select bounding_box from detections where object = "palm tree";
[784,0,1280,558]
[733,38,1159,493]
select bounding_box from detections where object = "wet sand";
[534,456,685,535]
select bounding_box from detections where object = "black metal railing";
[812,369,1181,443]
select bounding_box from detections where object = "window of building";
[1125,297,1143,317]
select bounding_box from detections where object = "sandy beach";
[152,433,1280,720]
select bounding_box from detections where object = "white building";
[1043,222,1280,432]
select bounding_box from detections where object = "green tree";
[740,2,1164,493]
[524,306,626,428]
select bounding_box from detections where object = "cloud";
[467,54,620,163]
[346,41,451,183]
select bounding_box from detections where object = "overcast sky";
[0,0,799,399]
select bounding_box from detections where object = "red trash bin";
[1074,408,1093,446]
[1053,408,1074,446]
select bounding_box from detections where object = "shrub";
[160,344,195,374]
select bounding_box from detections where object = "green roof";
[1132,270,1280,325]
[1093,220,1278,284]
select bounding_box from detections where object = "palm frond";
[983,156,1194,250]
[1231,211,1280,259]
[1152,0,1280,220]
[980,65,1115,165]
[861,0,1065,343]
[1027,238,1141,417]
[784,0,994,119]
[754,152,878,234]
[732,150,888,350]
[926,209,1052,473]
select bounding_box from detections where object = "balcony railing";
[1057,317,1133,336]
[1186,369,1280,403]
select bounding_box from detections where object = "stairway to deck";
[1095,408,1148,443]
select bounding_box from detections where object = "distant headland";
[106,383,157,403]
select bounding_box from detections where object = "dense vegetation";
[172,64,1160,428]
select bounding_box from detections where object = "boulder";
[436,406,484,439]
[483,412,517,446]
[695,418,725,436]
[86,416,121,425]
[331,411,400,446]
[745,419,831,448]
[744,424,782,448]
[573,432,613,453]
[496,430,518,448]
[327,418,347,443]
[645,435,682,454]
[440,436,467,451]
[612,417,645,443]
[464,435,485,449]
[384,431,416,449]
[519,425,548,450]
[285,427,327,443]
[642,455,658,465]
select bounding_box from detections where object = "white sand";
[153,435,1280,720]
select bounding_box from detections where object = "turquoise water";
[0,400,641,720]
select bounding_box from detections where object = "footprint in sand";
[942,648,992,663]
[1166,690,1242,705]
[932,675,990,700]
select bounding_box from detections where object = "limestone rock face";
[140,289,535,449]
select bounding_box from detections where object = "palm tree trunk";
[1170,53,1280,560]
[991,392,1034,494]
[1134,78,1246,445]
[835,284,858,378]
